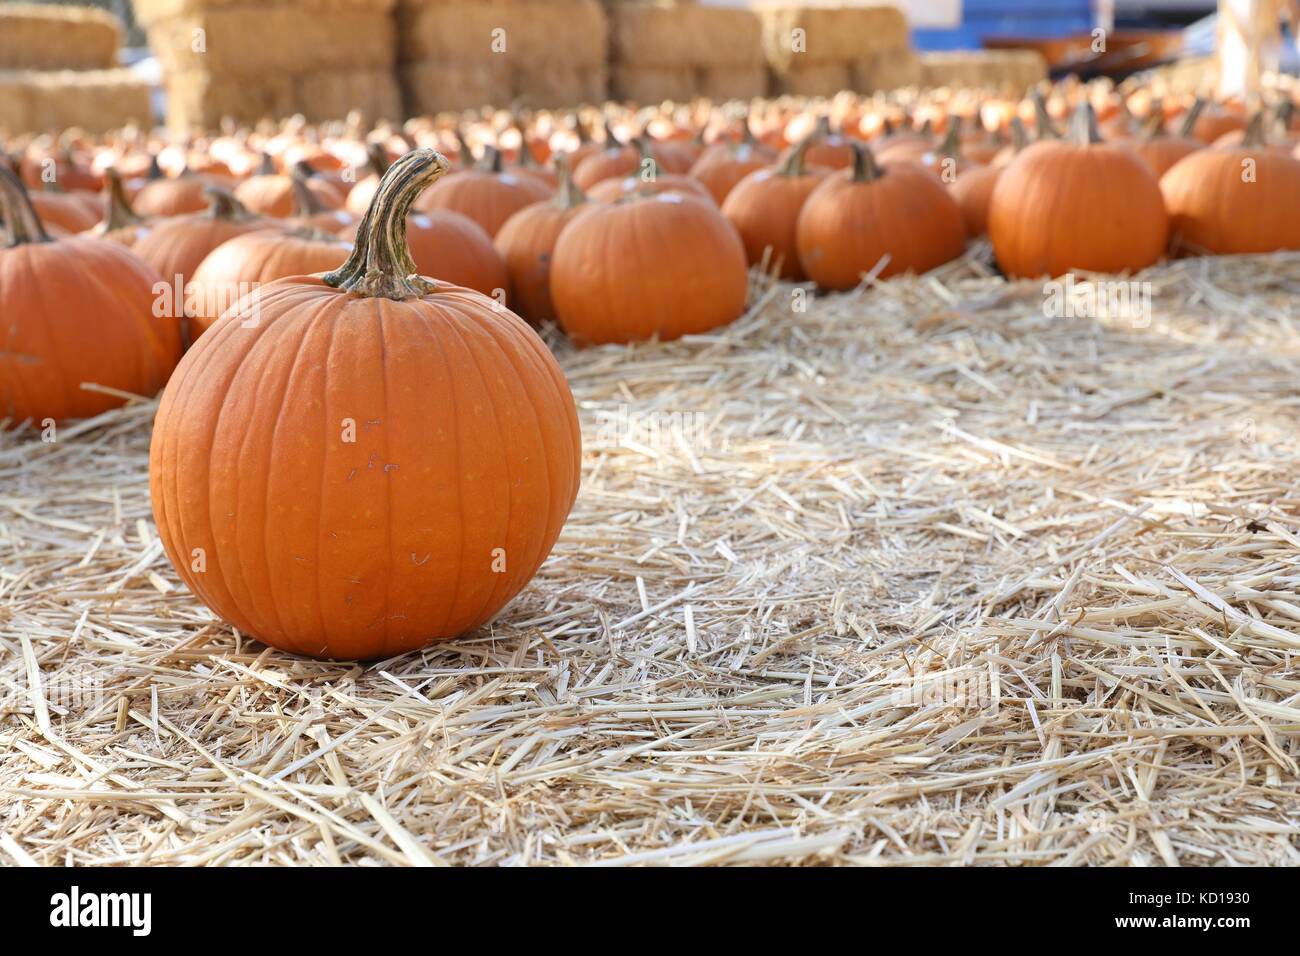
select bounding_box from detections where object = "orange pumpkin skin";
[149,150,581,660]
[948,163,1002,237]
[27,191,100,233]
[133,190,276,297]
[414,164,551,237]
[493,174,587,324]
[720,143,827,281]
[234,173,345,218]
[989,106,1168,278]
[1160,144,1300,255]
[188,229,353,336]
[0,169,181,425]
[796,149,967,291]
[132,174,213,217]
[689,143,774,205]
[550,193,749,345]
[587,173,713,204]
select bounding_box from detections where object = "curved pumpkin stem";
[0,162,52,245]
[1177,98,1205,138]
[553,155,586,210]
[202,185,255,223]
[1240,111,1268,149]
[366,142,390,177]
[779,135,812,176]
[290,162,328,216]
[322,147,451,300]
[1067,101,1103,146]
[849,142,884,184]
[1031,90,1060,140]
[93,169,142,236]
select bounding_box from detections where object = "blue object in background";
[912,0,1096,51]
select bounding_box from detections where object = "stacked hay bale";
[606,1,766,103]
[135,0,401,129]
[397,0,608,115]
[0,5,151,134]
[917,51,1048,92]
[757,2,920,97]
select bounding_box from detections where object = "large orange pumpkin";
[720,138,827,280]
[0,165,181,425]
[1160,113,1300,255]
[795,143,966,291]
[494,165,588,323]
[551,192,749,345]
[149,148,582,660]
[989,102,1168,278]
[414,145,551,236]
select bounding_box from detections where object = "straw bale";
[135,0,395,29]
[294,69,402,123]
[757,2,909,69]
[143,6,394,77]
[398,0,607,69]
[511,65,608,108]
[0,69,153,135]
[918,50,1047,91]
[697,65,769,102]
[0,3,122,71]
[611,64,697,104]
[852,47,922,92]
[608,3,762,68]
[769,60,850,97]
[401,58,512,115]
[163,69,298,129]
[5,249,1300,867]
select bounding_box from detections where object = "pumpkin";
[784,115,855,170]
[414,145,552,236]
[148,148,581,660]
[26,187,100,234]
[572,123,691,189]
[88,169,152,246]
[1161,113,1300,255]
[948,162,1002,237]
[133,188,277,299]
[235,156,346,218]
[795,143,966,291]
[688,117,778,204]
[0,164,181,426]
[494,163,587,323]
[989,102,1168,278]
[586,141,714,204]
[1122,99,1206,177]
[132,168,213,217]
[551,192,748,344]
[188,227,353,336]
[288,168,356,234]
[720,137,827,280]
[1190,101,1247,143]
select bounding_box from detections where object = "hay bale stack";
[135,0,400,128]
[397,0,608,114]
[756,2,918,97]
[917,51,1048,91]
[607,2,766,103]
[0,69,153,135]
[0,4,122,71]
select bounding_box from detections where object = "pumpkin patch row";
[5,80,1300,659]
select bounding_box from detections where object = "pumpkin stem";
[478,144,505,174]
[1067,101,1103,146]
[849,142,883,184]
[936,116,962,160]
[1031,90,1060,139]
[1240,111,1268,148]
[779,135,811,176]
[1177,98,1205,138]
[454,126,474,165]
[366,142,390,176]
[740,111,759,147]
[814,114,833,140]
[1142,101,1167,139]
[322,148,451,301]
[1273,98,1294,133]
[553,155,586,210]
[1008,115,1028,152]
[147,152,164,180]
[290,163,328,216]
[93,169,142,235]
[0,162,52,245]
[257,152,276,176]
[203,186,255,222]
[603,117,621,148]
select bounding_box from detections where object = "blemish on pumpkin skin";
[411,552,431,566]
[384,463,398,474]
